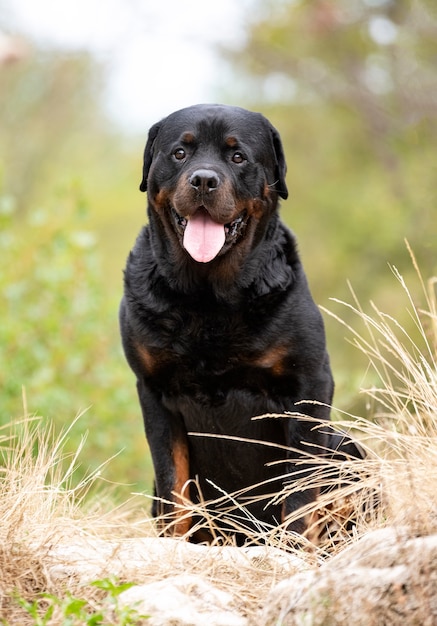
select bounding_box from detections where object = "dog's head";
[140,104,288,264]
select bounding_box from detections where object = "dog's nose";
[189,169,220,193]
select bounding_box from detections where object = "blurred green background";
[1,0,436,499]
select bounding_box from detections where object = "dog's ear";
[139,121,162,192]
[270,125,288,200]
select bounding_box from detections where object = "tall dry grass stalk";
[0,402,151,546]
[322,243,437,537]
[152,425,379,557]
[0,405,153,623]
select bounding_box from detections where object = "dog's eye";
[173,148,186,161]
[231,152,245,164]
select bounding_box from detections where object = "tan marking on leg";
[171,436,192,537]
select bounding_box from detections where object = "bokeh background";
[1,0,436,498]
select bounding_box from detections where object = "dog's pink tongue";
[183,210,225,263]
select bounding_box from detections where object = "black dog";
[120,104,361,542]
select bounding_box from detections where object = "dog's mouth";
[171,207,247,263]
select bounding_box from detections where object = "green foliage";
[0,38,152,498]
[12,577,149,625]
[0,191,153,495]
[222,0,437,411]
[12,595,53,626]
[0,47,105,214]
[91,578,136,599]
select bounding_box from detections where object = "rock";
[45,528,437,624]
[46,536,307,624]
[47,536,306,584]
[117,573,247,626]
[259,528,437,625]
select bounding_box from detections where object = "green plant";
[13,595,54,626]
[92,578,150,625]
[14,577,149,626]
[0,190,153,495]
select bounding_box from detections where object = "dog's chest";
[137,296,294,407]
[150,303,255,367]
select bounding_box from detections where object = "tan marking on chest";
[254,345,288,376]
[135,343,156,374]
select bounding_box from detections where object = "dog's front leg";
[136,379,192,537]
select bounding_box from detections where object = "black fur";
[120,104,361,542]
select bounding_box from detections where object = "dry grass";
[322,244,437,537]
[149,426,379,557]
[1,249,437,623]
[0,408,155,624]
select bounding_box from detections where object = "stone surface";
[45,529,437,625]
[260,529,437,625]
[47,536,306,625]
[118,574,247,626]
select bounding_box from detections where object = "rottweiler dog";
[120,104,361,542]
